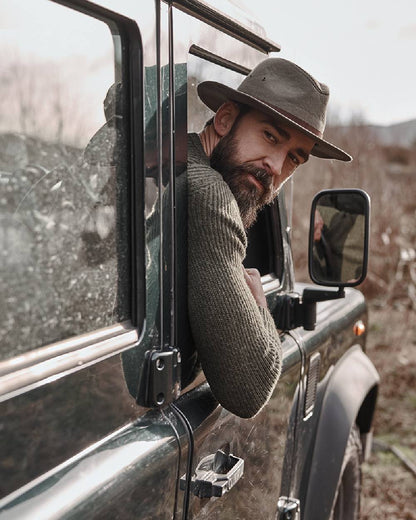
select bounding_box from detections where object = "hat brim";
[198,81,352,162]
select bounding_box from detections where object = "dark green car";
[0,1,378,518]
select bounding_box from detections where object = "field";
[290,123,416,518]
[361,307,416,519]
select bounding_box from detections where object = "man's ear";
[213,102,240,137]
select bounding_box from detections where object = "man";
[187,58,351,418]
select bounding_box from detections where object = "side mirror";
[309,189,370,287]
[274,188,371,331]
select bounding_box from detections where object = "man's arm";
[188,166,282,418]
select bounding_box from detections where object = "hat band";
[260,100,324,138]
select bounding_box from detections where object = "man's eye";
[289,154,300,165]
[264,131,277,143]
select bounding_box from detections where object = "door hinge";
[139,348,181,407]
[277,496,300,520]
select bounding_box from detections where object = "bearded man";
[187,58,351,418]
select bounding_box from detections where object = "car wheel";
[330,424,362,520]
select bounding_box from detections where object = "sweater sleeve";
[188,166,282,418]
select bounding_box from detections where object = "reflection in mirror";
[309,190,369,286]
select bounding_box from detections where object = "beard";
[210,131,278,229]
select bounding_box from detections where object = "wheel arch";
[356,383,378,434]
[302,344,379,520]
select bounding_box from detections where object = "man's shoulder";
[187,133,243,230]
[187,134,225,188]
[188,160,222,188]
[188,162,238,218]
[187,133,206,165]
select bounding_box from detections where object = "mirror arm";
[302,287,345,303]
[274,287,345,332]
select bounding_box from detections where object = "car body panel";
[0,406,189,519]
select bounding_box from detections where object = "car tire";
[330,424,362,520]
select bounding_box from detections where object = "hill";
[367,119,416,148]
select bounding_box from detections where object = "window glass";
[187,56,244,132]
[0,1,130,360]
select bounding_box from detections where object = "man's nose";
[262,152,285,182]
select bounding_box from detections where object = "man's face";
[211,109,316,228]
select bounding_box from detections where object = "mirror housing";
[309,189,370,287]
[274,189,371,331]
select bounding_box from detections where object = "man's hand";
[244,268,268,309]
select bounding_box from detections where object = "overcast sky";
[1,0,414,127]
[250,0,416,126]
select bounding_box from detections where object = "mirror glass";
[309,190,369,286]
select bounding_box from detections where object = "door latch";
[180,449,244,499]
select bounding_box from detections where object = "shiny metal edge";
[261,274,282,294]
[0,421,133,509]
[0,322,136,376]
[0,329,140,403]
[171,0,281,53]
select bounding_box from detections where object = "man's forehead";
[249,109,297,133]
[249,110,315,153]
[252,111,297,135]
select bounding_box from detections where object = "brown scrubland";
[290,121,416,519]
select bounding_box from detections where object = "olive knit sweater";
[187,133,282,418]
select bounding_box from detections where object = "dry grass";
[361,306,416,519]
[290,124,416,518]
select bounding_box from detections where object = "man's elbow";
[217,372,281,419]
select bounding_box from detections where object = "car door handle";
[180,449,244,499]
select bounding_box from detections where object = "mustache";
[232,164,273,193]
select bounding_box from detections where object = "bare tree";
[0,52,98,148]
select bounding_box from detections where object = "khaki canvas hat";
[197,58,351,162]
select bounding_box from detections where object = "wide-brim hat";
[197,58,351,162]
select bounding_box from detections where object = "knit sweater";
[187,133,282,418]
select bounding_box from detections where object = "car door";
[172,199,304,519]
[168,6,304,518]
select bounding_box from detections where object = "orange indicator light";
[353,320,366,336]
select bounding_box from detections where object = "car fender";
[303,344,379,520]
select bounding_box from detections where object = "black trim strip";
[169,5,177,348]
[162,407,184,520]
[170,0,280,53]
[124,15,145,331]
[171,403,194,520]
[189,45,250,76]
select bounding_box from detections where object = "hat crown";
[238,58,329,135]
